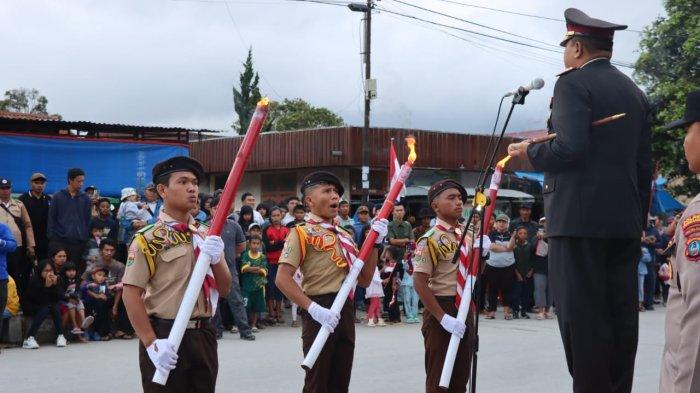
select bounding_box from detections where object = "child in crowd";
[401,242,420,323]
[23,260,67,349]
[381,246,403,324]
[83,266,112,340]
[512,226,534,319]
[240,235,268,332]
[638,245,652,312]
[59,261,93,337]
[83,222,105,267]
[2,276,20,341]
[285,205,306,228]
[365,267,385,327]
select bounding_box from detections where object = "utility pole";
[362,0,372,204]
[349,1,375,204]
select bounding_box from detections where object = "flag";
[389,138,405,201]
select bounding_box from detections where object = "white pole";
[438,272,476,389]
[152,253,211,385]
[301,259,365,370]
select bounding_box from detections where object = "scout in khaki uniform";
[413,179,486,393]
[122,156,231,393]
[660,90,700,393]
[275,171,388,393]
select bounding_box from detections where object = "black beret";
[428,179,468,206]
[300,171,344,196]
[662,90,700,131]
[152,156,205,184]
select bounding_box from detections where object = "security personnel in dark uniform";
[508,8,652,393]
[122,156,231,393]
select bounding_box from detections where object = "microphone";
[503,78,545,97]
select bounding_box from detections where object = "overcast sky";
[0,0,665,135]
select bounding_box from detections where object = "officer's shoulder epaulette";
[556,67,579,77]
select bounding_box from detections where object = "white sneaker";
[23,336,39,349]
[366,319,376,327]
[377,318,387,327]
[230,326,239,334]
[82,315,94,329]
[56,335,67,347]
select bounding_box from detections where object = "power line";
[377,5,635,69]
[430,0,643,33]
[388,0,561,48]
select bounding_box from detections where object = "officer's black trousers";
[549,237,640,393]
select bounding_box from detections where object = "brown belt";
[149,317,211,330]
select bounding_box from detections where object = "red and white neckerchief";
[307,218,359,299]
[436,222,474,308]
[170,222,219,315]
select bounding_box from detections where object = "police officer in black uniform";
[508,8,652,393]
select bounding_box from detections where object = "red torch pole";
[152,98,269,385]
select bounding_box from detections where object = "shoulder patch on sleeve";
[136,223,156,234]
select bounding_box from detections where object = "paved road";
[0,308,665,392]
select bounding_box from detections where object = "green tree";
[634,0,700,197]
[265,98,344,131]
[0,88,49,114]
[232,48,262,135]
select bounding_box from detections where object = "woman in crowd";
[22,260,67,349]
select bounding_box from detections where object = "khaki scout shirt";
[278,213,357,296]
[413,218,472,297]
[660,193,700,393]
[122,211,222,319]
[0,199,35,248]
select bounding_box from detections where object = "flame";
[497,155,512,168]
[257,97,270,108]
[406,135,417,164]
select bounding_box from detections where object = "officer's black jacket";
[527,59,652,238]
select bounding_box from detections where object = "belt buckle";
[186,320,198,329]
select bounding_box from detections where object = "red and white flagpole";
[439,155,511,388]
[153,99,270,385]
[301,136,417,370]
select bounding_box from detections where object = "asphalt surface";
[0,307,665,392]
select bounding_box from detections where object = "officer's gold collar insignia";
[556,67,578,77]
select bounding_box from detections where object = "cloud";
[0,0,664,135]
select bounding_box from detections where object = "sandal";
[504,312,513,320]
[101,334,113,341]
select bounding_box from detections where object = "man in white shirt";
[281,196,300,226]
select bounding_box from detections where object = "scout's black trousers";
[549,237,640,393]
[139,319,218,393]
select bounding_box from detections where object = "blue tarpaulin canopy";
[1,134,188,196]
[651,177,684,215]
[514,171,544,186]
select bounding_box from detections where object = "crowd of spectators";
[0,167,676,353]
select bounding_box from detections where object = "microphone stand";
[450,89,530,393]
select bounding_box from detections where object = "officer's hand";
[473,236,491,257]
[440,314,466,339]
[201,236,224,265]
[507,141,530,158]
[308,302,340,332]
[371,218,389,244]
[146,339,179,372]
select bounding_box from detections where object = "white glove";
[308,302,340,332]
[146,339,179,372]
[371,218,389,244]
[200,235,224,265]
[473,236,491,257]
[440,314,466,339]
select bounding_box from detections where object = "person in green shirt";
[240,234,268,332]
[512,226,534,319]
[387,202,414,254]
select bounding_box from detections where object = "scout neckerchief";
[306,217,358,299]
[170,222,219,314]
[436,221,472,308]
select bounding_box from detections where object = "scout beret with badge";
[300,171,345,196]
[560,8,627,50]
[427,179,468,205]
[152,156,205,184]
[662,90,700,131]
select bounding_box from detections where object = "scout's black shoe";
[241,334,256,341]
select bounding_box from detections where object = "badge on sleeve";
[682,214,700,262]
